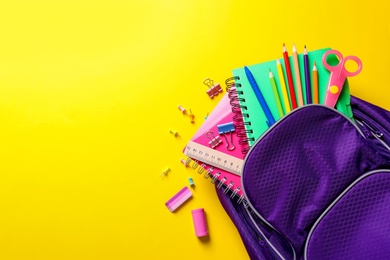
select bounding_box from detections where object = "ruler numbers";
[184,141,243,176]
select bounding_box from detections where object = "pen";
[269,69,284,118]
[276,59,291,114]
[283,43,297,109]
[244,66,275,127]
[304,45,312,104]
[312,61,319,104]
[292,44,304,106]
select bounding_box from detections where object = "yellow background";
[0,0,389,259]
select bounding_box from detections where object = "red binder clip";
[203,78,223,99]
[206,130,222,149]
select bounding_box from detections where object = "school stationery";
[304,46,312,104]
[231,48,353,147]
[165,186,193,212]
[292,44,304,106]
[269,69,284,118]
[244,66,275,127]
[323,49,362,108]
[283,44,297,109]
[312,61,319,103]
[276,59,291,114]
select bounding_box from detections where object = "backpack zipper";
[354,115,390,152]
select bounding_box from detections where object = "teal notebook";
[232,48,352,146]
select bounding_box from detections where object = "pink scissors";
[322,50,362,108]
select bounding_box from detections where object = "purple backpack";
[216,96,390,259]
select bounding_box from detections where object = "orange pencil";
[312,61,319,104]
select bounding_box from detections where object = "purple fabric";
[242,106,390,257]
[216,97,390,260]
[306,171,390,259]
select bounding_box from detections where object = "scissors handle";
[322,49,363,77]
[322,49,343,71]
[342,55,362,77]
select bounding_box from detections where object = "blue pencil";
[244,66,275,127]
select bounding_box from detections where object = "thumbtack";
[178,105,187,114]
[189,109,195,124]
[188,177,195,186]
[160,167,171,177]
[204,112,209,120]
[169,129,180,137]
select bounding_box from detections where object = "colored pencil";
[312,61,319,104]
[292,44,304,106]
[244,66,276,127]
[283,43,297,109]
[269,69,284,118]
[304,45,312,104]
[276,59,291,114]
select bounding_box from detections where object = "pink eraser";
[165,186,193,212]
[191,208,208,237]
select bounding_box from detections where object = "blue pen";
[244,66,275,127]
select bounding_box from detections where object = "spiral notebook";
[232,48,352,146]
[184,92,248,201]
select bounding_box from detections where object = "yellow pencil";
[276,59,291,113]
[313,61,319,104]
[292,44,304,106]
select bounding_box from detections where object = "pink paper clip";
[206,130,222,149]
[203,78,223,99]
[165,186,193,212]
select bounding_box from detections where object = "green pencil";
[269,68,284,118]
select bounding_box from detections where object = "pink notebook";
[184,93,247,200]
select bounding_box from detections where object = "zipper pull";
[355,117,384,139]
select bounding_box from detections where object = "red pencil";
[283,43,297,109]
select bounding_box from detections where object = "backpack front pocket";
[305,170,390,260]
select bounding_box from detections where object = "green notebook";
[233,48,352,146]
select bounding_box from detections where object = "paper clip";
[203,78,223,99]
[160,167,171,177]
[178,105,187,114]
[205,130,222,149]
[217,122,236,150]
[169,129,180,137]
[181,158,191,167]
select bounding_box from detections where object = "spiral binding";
[184,157,246,204]
[225,77,255,154]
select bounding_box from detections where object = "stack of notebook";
[184,47,352,203]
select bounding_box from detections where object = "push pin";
[169,129,180,137]
[217,122,236,151]
[203,78,223,99]
[188,177,195,187]
[206,130,222,149]
[160,167,171,177]
[189,109,195,124]
[178,105,187,114]
[204,112,209,120]
[181,158,191,167]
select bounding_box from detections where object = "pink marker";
[165,186,192,212]
[191,208,208,237]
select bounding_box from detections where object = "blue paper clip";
[217,122,236,151]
